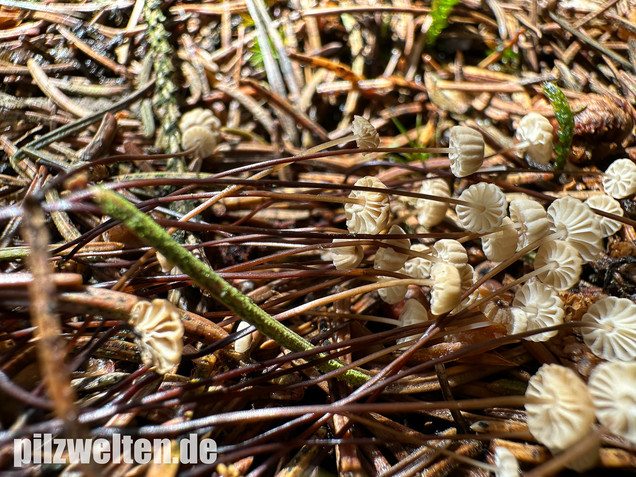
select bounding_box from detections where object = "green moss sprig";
[542,82,574,170]
[426,0,460,46]
[93,188,371,387]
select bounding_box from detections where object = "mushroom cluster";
[316,117,628,378]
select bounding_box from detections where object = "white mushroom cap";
[397,299,429,344]
[585,194,624,237]
[352,115,380,149]
[515,113,554,165]
[234,320,253,354]
[509,198,550,248]
[547,196,603,262]
[513,281,564,342]
[603,158,636,199]
[429,262,462,315]
[416,177,451,227]
[488,305,528,335]
[456,182,507,234]
[457,264,479,308]
[403,243,432,279]
[129,299,184,374]
[374,225,410,272]
[448,126,485,177]
[399,298,429,327]
[494,447,520,477]
[482,217,518,262]
[179,108,221,158]
[433,239,468,271]
[330,239,364,270]
[581,296,636,362]
[182,126,219,157]
[525,364,595,452]
[179,108,220,132]
[534,240,582,291]
[345,176,391,235]
[378,275,408,304]
[588,361,636,444]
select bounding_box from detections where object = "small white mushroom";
[509,198,550,248]
[512,281,564,342]
[588,361,636,444]
[494,447,520,477]
[129,299,184,374]
[514,112,554,165]
[397,298,429,344]
[433,239,468,271]
[585,194,624,237]
[302,116,381,155]
[581,296,636,362]
[416,177,451,228]
[456,182,507,234]
[344,176,391,235]
[603,158,636,199]
[374,225,410,272]
[457,264,480,308]
[429,262,462,315]
[488,305,528,335]
[179,108,221,158]
[482,217,518,262]
[448,125,485,177]
[351,115,380,149]
[377,275,408,304]
[403,243,432,279]
[234,320,254,354]
[547,196,603,262]
[330,239,364,270]
[534,240,582,291]
[524,364,596,452]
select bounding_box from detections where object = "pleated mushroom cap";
[374,225,410,272]
[525,364,595,452]
[457,264,479,308]
[534,240,582,291]
[429,262,462,315]
[456,183,507,234]
[581,296,636,362]
[494,447,520,477]
[433,239,468,270]
[345,176,390,234]
[397,299,429,344]
[448,125,484,177]
[482,217,518,262]
[330,239,364,270]
[488,305,528,335]
[352,115,380,149]
[377,275,408,304]
[603,158,636,199]
[403,243,432,279]
[547,196,603,262]
[179,108,221,158]
[509,198,550,248]
[416,177,451,227]
[515,112,554,165]
[129,299,185,374]
[399,298,429,326]
[513,281,564,342]
[585,194,624,237]
[588,361,636,444]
